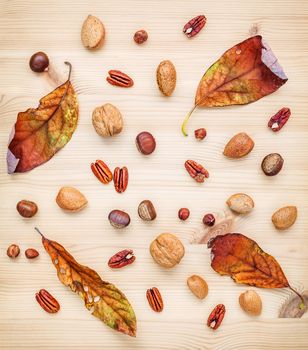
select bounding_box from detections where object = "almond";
[56,187,88,212]
[81,15,105,50]
[223,132,254,158]
[272,206,297,230]
[156,60,176,96]
[239,290,262,316]
[187,275,208,299]
[226,193,254,214]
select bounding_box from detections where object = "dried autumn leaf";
[35,228,137,337]
[7,62,78,173]
[182,35,288,135]
[208,233,305,306]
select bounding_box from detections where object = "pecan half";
[207,304,226,330]
[185,160,209,183]
[113,166,129,193]
[146,287,163,312]
[183,15,206,38]
[268,107,291,132]
[35,289,60,314]
[107,70,134,88]
[91,160,112,184]
[108,249,135,268]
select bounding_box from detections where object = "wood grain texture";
[0,0,308,349]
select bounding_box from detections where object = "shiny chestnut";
[136,131,156,155]
[108,209,131,229]
[29,52,49,72]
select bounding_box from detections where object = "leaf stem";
[35,227,44,238]
[181,105,197,137]
[289,286,306,309]
[64,61,72,81]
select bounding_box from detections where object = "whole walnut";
[150,233,185,268]
[92,103,123,137]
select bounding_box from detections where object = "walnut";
[92,103,123,137]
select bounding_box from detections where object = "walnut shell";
[239,290,262,316]
[92,103,123,137]
[56,187,88,212]
[150,233,185,268]
[81,15,105,49]
[156,60,176,96]
[223,132,254,158]
[272,206,297,230]
[226,193,254,214]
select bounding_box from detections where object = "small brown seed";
[261,153,284,176]
[108,210,130,229]
[29,52,49,72]
[138,200,157,221]
[16,200,38,218]
[56,187,88,212]
[223,132,254,158]
[136,131,156,155]
[178,208,190,221]
[187,275,208,299]
[7,244,20,259]
[226,193,254,214]
[25,248,39,259]
[203,213,215,226]
[134,29,148,44]
[194,128,207,140]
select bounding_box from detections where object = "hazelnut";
[239,290,262,316]
[16,200,38,218]
[203,213,215,226]
[187,275,208,299]
[194,128,207,140]
[25,248,39,259]
[150,233,185,268]
[178,208,190,221]
[92,103,123,137]
[7,244,20,259]
[134,30,148,44]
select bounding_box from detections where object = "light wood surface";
[1,0,308,349]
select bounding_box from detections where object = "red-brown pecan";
[35,289,60,314]
[106,70,134,88]
[207,304,226,330]
[183,15,206,38]
[268,107,291,132]
[185,160,209,183]
[146,287,164,312]
[113,166,129,193]
[91,160,113,184]
[108,249,135,268]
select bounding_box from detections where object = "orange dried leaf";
[35,228,137,337]
[208,233,289,288]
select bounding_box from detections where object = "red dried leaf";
[182,35,288,135]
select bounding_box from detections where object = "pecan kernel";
[35,289,60,314]
[108,249,135,268]
[183,15,206,38]
[207,304,226,330]
[113,166,129,193]
[185,160,209,183]
[268,107,291,132]
[91,160,113,184]
[107,70,134,88]
[146,287,163,312]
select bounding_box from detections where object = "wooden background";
[0,0,308,349]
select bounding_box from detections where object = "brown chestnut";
[16,200,38,218]
[29,52,49,72]
[108,210,130,229]
[136,131,156,155]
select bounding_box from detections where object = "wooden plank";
[0,0,307,349]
